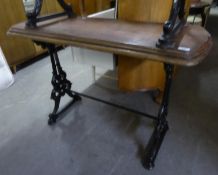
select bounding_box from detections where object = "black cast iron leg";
[47,44,81,125]
[48,90,61,125]
[143,63,174,170]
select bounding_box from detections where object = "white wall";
[71,8,116,70]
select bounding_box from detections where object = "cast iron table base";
[42,42,174,170]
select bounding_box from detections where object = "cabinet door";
[0,0,36,66]
[96,0,111,12]
[41,0,63,14]
[65,0,111,15]
[117,0,191,92]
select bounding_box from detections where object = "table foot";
[48,93,81,125]
[48,114,58,125]
[143,63,174,170]
[143,121,169,169]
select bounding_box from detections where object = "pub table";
[8,0,212,170]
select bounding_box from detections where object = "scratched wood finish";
[117,0,191,92]
[8,18,212,66]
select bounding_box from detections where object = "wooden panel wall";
[65,0,111,15]
[0,0,36,66]
[118,0,172,23]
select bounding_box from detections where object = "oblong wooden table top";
[8,17,212,66]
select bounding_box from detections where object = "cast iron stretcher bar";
[8,0,212,171]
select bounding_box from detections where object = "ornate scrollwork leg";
[57,0,75,17]
[49,90,61,124]
[157,0,186,48]
[26,0,75,28]
[143,63,174,170]
[26,0,43,28]
[47,44,81,125]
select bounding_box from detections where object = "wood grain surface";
[8,17,212,66]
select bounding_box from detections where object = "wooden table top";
[8,17,212,66]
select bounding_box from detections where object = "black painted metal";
[157,0,186,48]
[57,0,74,17]
[26,0,75,28]
[72,91,157,120]
[35,12,71,23]
[26,0,43,27]
[36,39,175,169]
[46,44,81,125]
[143,63,174,170]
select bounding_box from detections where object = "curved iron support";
[57,0,74,17]
[157,0,186,48]
[46,44,81,125]
[26,0,43,28]
[32,41,81,125]
[26,0,75,28]
[143,64,174,170]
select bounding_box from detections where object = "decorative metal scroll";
[26,0,75,28]
[157,0,186,48]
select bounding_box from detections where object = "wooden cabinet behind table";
[117,0,191,101]
[0,0,36,72]
[0,0,110,72]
